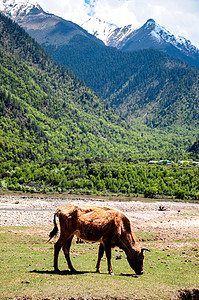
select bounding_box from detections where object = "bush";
[144,186,158,198]
[174,189,186,200]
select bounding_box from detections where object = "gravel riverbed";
[0,194,198,232]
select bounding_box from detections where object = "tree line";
[1,160,198,200]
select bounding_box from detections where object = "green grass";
[0,226,198,299]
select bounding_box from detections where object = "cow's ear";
[141,247,151,253]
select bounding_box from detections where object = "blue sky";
[84,0,96,16]
[39,0,199,48]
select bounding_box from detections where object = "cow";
[48,203,150,275]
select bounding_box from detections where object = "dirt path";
[0,194,199,244]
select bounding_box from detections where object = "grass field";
[0,225,198,300]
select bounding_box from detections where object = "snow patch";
[82,16,137,46]
[0,0,42,19]
[148,19,199,54]
[82,17,118,45]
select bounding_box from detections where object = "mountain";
[82,17,136,47]
[0,6,199,198]
[0,0,199,135]
[107,49,199,130]
[82,17,199,70]
[1,10,191,166]
[81,17,117,45]
[0,11,142,163]
[119,19,199,70]
[116,19,198,53]
[0,0,42,17]
[2,0,199,70]
[0,0,104,47]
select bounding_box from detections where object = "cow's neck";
[119,234,138,256]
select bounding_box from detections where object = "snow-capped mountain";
[0,0,43,19]
[83,17,199,54]
[1,0,199,69]
[81,17,117,45]
[81,17,137,47]
[105,24,137,48]
[118,19,199,68]
[82,17,199,68]
[0,0,103,46]
[117,19,199,55]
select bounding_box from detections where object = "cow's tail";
[48,210,59,242]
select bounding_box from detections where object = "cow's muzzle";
[136,270,144,275]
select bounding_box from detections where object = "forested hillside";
[0,13,198,199]
[2,2,198,133]
[44,41,199,133]
[108,49,199,130]
[0,12,190,163]
[0,13,134,163]
[189,139,199,157]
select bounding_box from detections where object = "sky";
[38,0,199,48]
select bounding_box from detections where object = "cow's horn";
[141,247,151,253]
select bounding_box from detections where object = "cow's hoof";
[109,272,114,275]
[54,268,60,273]
[70,268,77,274]
[96,269,101,273]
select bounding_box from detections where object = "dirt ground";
[0,194,199,247]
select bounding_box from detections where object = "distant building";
[179,161,190,164]
[159,160,172,164]
[149,160,172,164]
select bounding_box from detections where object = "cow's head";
[127,247,150,275]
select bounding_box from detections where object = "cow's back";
[58,204,124,242]
[57,204,133,244]
[76,205,122,242]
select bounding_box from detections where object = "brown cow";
[49,203,150,275]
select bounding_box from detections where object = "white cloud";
[93,0,139,27]
[38,0,199,47]
[39,0,89,24]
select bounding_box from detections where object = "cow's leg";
[104,241,114,275]
[63,236,77,273]
[54,237,64,272]
[96,243,104,273]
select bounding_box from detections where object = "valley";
[0,2,198,299]
[0,1,198,199]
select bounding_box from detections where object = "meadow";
[0,221,198,300]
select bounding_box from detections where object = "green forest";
[45,39,199,132]
[1,160,199,200]
[0,13,199,199]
